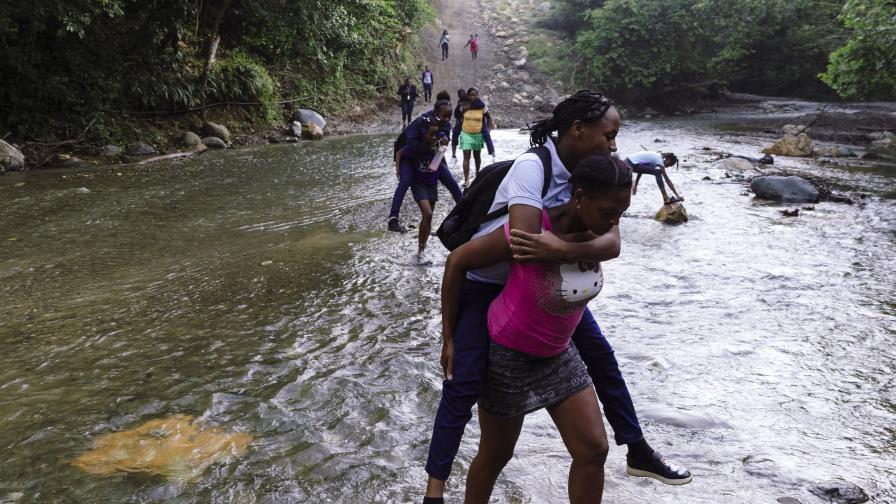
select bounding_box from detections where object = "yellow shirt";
[462,108,484,134]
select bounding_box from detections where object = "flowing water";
[1,106,894,503]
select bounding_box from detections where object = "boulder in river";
[0,140,25,172]
[762,133,814,157]
[202,121,231,142]
[868,136,896,159]
[125,142,157,156]
[71,414,252,482]
[809,481,869,504]
[302,123,324,141]
[782,124,810,136]
[201,136,228,149]
[181,131,201,148]
[655,201,688,224]
[719,157,756,172]
[98,144,122,157]
[751,175,819,203]
[293,109,326,130]
[289,121,303,138]
[814,145,855,157]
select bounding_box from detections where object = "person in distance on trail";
[439,30,450,60]
[421,90,692,504]
[398,77,419,129]
[422,66,434,104]
[625,151,683,205]
[388,96,463,233]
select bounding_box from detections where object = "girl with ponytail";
[422,91,691,504]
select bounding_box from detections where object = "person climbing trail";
[398,77,419,129]
[463,34,479,61]
[422,66,434,104]
[439,30,450,60]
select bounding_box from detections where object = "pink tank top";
[487,208,604,357]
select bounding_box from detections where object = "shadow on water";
[0,110,894,503]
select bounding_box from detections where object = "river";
[1,108,894,503]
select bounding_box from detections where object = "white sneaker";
[416,251,433,265]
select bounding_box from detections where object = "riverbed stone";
[720,157,755,171]
[762,133,814,157]
[201,136,227,149]
[125,142,157,156]
[782,124,810,136]
[514,57,527,68]
[98,144,122,157]
[655,201,688,224]
[868,136,896,159]
[814,145,855,157]
[777,498,801,504]
[302,123,324,141]
[0,140,25,172]
[293,109,326,130]
[537,1,552,13]
[809,481,869,504]
[289,121,303,138]
[202,121,231,142]
[751,176,819,203]
[180,132,201,148]
[493,63,506,72]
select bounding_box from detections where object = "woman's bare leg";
[473,150,482,176]
[547,387,608,504]
[416,199,434,253]
[462,150,472,186]
[464,405,524,504]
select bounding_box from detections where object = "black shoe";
[626,451,692,485]
[387,217,406,233]
[422,497,444,504]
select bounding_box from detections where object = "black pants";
[441,43,448,59]
[401,101,414,123]
[423,84,432,103]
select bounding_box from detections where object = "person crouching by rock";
[626,151,683,205]
[398,77,419,129]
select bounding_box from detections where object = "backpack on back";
[436,146,552,251]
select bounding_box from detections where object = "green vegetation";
[542,0,895,106]
[0,0,432,144]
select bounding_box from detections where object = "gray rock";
[0,139,26,172]
[125,142,157,156]
[181,132,201,147]
[493,63,506,72]
[751,176,819,203]
[292,109,326,130]
[782,124,810,136]
[868,136,896,159]
[809,481,868,504]
[777,498,801,504]
[537,1,551,13]
[720,157,755,172]
[289,121,303,137]
[867,130,893,141]
[202,121,231,142]
[814,145,855,157]
[514,57,527,68]
[200,136,228,149]
[98,144,122,157]
[301,123,324,141]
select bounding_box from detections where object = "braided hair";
[529,90,614,147]
[569,154,632,195]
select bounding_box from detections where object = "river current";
[1,108,894,503]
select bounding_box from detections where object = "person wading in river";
[626,151,684,205]
[388,98,463,233]
[457,87,495,188]
[398,77,419,129]
[443,154,632,503]
[421,90,692,504]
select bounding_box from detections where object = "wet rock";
[71,414,252,482]
[537,1,551,13]
[639,405,731,429]
[751,176,819,203]
[125,142,157,156]
[293,109,326,130]
[98,144,122,157]
[493,63,506,72]
[181,131,201,148]
[762,133,814,157]
[779,208,800,217]
[302,123,324,141]
[201,136,227,149]
[777,498,802,504]
[759,154,775,164]
[202,121,231,142]
[814,145,855,157]
[720,157,755,172]
[809,481,869,503]
[782,124,810,136]
[866,130,893,141]
[0,140,24,172]
[655,201,688,224]
[868,136,896,159]
[289,121,303,137]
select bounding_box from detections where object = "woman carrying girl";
[442,154,632,503]
[422,90,691,504]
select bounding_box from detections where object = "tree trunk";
[199,0,231,115]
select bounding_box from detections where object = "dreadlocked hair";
[569,154,632,195]
[529,90,614,147]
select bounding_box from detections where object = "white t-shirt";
[467,137,572,284]
[626,151,663,167]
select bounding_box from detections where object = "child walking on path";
[441,154,633,503]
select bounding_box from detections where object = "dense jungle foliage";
[0,0,431,142]
[543,0,896,106]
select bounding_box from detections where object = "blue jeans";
[425,279,643,480]
[389,161,462,220]
[630,163,666,191]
